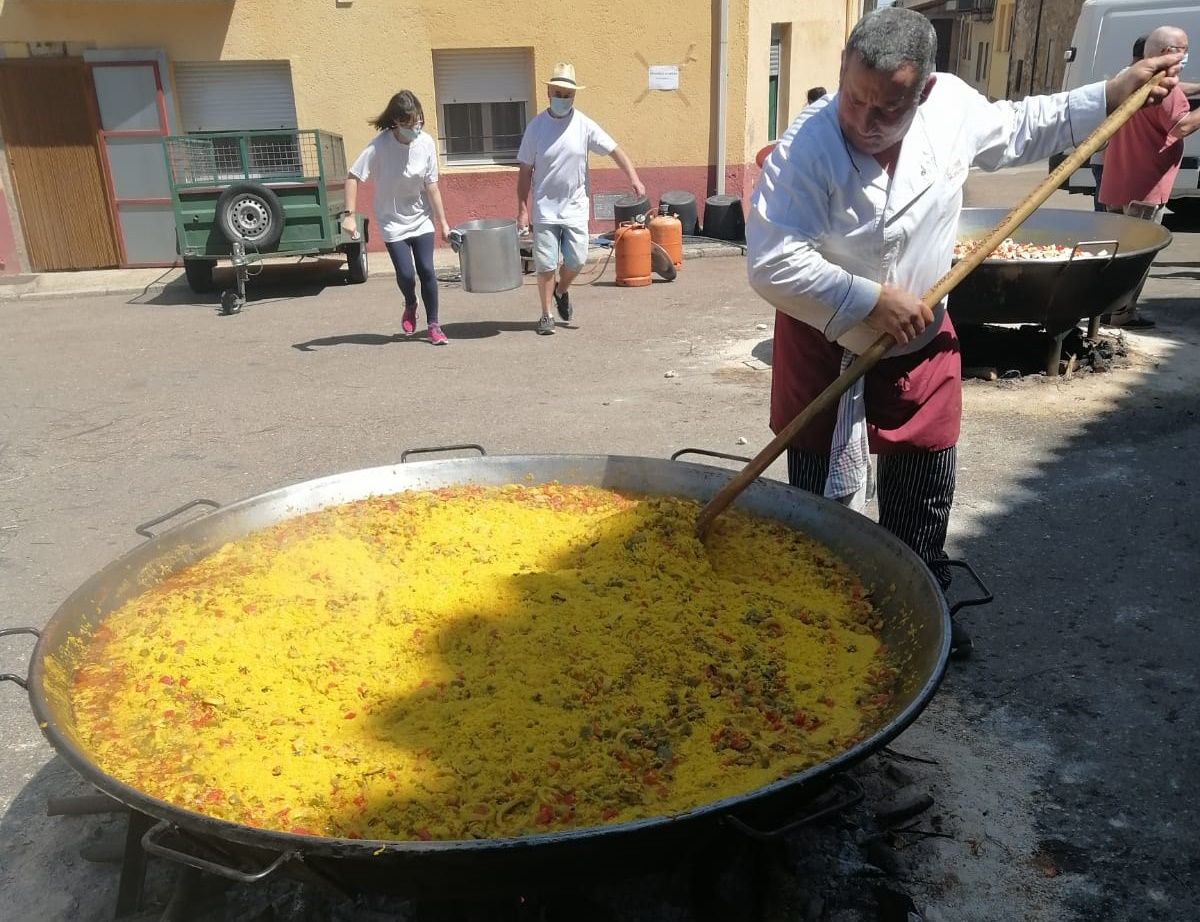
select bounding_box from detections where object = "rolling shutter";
[433,49,532,105]
[174,61,298,132]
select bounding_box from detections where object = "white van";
[1055,0,1200,203]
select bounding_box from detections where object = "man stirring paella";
[747,7,1182,656]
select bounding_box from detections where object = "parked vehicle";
[165,129,368,313]
[1052,0,1200,203]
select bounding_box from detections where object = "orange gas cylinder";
[648,205,683,268]
[614,221,652,287]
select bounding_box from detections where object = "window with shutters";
[433,49,532,165]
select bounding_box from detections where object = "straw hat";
[546,63,585,90]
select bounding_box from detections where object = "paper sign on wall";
[648,65,680,91]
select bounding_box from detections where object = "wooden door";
[0,59,120,271]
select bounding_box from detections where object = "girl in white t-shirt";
[344,91,453,344]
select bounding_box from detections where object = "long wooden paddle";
[694,72,1165,541]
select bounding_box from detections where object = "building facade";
[898,0,1089,102]
[0,0,869,274]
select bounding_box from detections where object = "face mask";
[549,97,573,117]
[395,125,421,142]
[1181,53,1190,67]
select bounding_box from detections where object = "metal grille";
[318,131,347,182]
[165,130,347,187]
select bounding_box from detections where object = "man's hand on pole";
[1105,52,1183,111]
[865,284,935,346]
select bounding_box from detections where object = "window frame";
[433,48,533,168]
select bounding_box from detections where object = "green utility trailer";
[165,129,368,313]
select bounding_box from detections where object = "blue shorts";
[532,223,589,274]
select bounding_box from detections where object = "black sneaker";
[554,288,572,322]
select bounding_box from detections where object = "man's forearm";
[517,167,532,209]
[1170,107,1200,141]
[611,147,641,186]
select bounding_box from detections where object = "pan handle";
[722,775,864,842]
[400,444,487,462]
[669,448,753,465]
[1069,238,1120,269]
[142,821,297,883]
[0,627,41,690]
[944,558,994,617]
[135,499,221,539]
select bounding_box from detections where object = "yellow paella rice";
[70,484,899,841]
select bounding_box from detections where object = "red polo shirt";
[1099,86,1190,207]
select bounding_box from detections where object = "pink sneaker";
[428,323,448,345]
[401,303,417,336]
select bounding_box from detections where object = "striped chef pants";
[787,447,956,589]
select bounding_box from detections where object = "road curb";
[0,242,747,303]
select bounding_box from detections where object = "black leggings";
[787,447,956,589]
[385,233,438,323]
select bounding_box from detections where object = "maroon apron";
[769,310,962,455]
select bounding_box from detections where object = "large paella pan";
[4,451,955,893]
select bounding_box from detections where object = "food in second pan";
[70,484,901,841]
[953,237,1110,260]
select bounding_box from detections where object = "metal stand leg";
[1045,331,1066,376]
[1086,316,1100,340]
[115,811,155,918]
[47,793,123,816]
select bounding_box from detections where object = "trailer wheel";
[183,258,216,293]
[344,240,368,284]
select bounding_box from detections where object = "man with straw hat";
[518,63,645,335]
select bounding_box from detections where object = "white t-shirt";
[349,131,439,242]
[517,109,616,227]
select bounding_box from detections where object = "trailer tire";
[215,183,284,249]
[183,258,217,293]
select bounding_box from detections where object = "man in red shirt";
[1099,26,1192,328]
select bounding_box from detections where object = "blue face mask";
[395,125,421,142]
[1181,52,1190,67]
[549,97,574,117]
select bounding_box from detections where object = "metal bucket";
[449,219,522,293]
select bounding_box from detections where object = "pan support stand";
[1045,329,1069,377]
[45,794,169,919]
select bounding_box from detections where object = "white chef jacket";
[746,73,1108,357]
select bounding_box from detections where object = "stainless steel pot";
[448,219,522,293]
[5,450,953,893]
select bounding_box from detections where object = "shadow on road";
[128,260,349,308]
